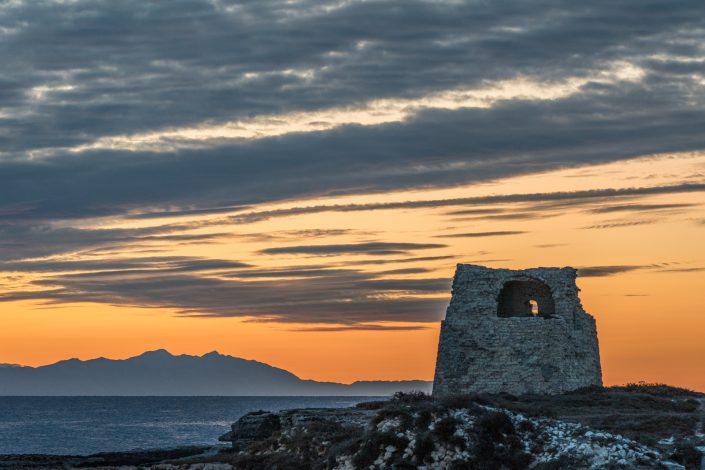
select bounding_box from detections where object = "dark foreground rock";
[0,446,216,469]
[3,384,704,469]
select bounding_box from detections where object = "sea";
[0,396,379,455]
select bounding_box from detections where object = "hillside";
[0,350,431,396]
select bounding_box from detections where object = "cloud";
[656,267,705,273]
[581,220,658,230]
[577,265,648,277]
[0,256,249,274]
[287,324,430,332]
[0,182,699,264]
[577,263,702,277]
[0,223,224,261]
[436,231,526,238]
[3,0,692,156]
[258,242,446,256]
[221,182,705,225]
[0,1,703,223]
[588,203,697,213]
[343,255,455,266]
[0,263,451,324]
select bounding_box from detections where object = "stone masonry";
[433,264,602,396]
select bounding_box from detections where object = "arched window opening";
[497,279,555,318]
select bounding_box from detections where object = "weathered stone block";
[433,264,602,396]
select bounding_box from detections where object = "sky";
[0,0,704,391]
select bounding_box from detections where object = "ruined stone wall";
[433,264,602,396]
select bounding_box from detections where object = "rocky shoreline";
[2,384,704,469]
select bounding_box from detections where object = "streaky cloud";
[588,203,697,213]
[581,219,658,230]
[287,324,431,332]
[577,265,648,277]
[436,231,526,238]
[0,264,451,324]
[226,183,705,225]
[259,242,446,256]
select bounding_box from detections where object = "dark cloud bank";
[0,0,704,222]
[0,257,452,325]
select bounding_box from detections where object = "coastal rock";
[218,411,281,451]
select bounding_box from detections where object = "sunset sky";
[0,0,704,391]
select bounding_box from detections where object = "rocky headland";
[3,383,704,469]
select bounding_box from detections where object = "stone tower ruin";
[433,264,602,396]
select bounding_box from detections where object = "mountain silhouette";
[0,350,431,396]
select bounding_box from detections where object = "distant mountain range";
[0,350,432,396]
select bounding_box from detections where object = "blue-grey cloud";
[0,262,451,324]
[0,256,248,274]
[0,0,703,223]
[1,0,699,156]
[0,223,224,261]
[259,242,446,256]
[223,183,705,225]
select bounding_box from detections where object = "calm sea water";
[0,396,378,455]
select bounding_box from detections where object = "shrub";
[351,438,379,468]
[230,451,309,470]
[477,411,514,440]
[473,411,532,470]
[437,394,479,410]
[372,406,414,428]
[355,400,386,410]
[392,390,432,404]
[376,430,409,449]
[669,441,703,469]
[532,455,591,469]
[433,416,458,441]
[414,431,435,463]
[414,408,433,430]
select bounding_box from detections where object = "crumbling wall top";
[445,264,584,323]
